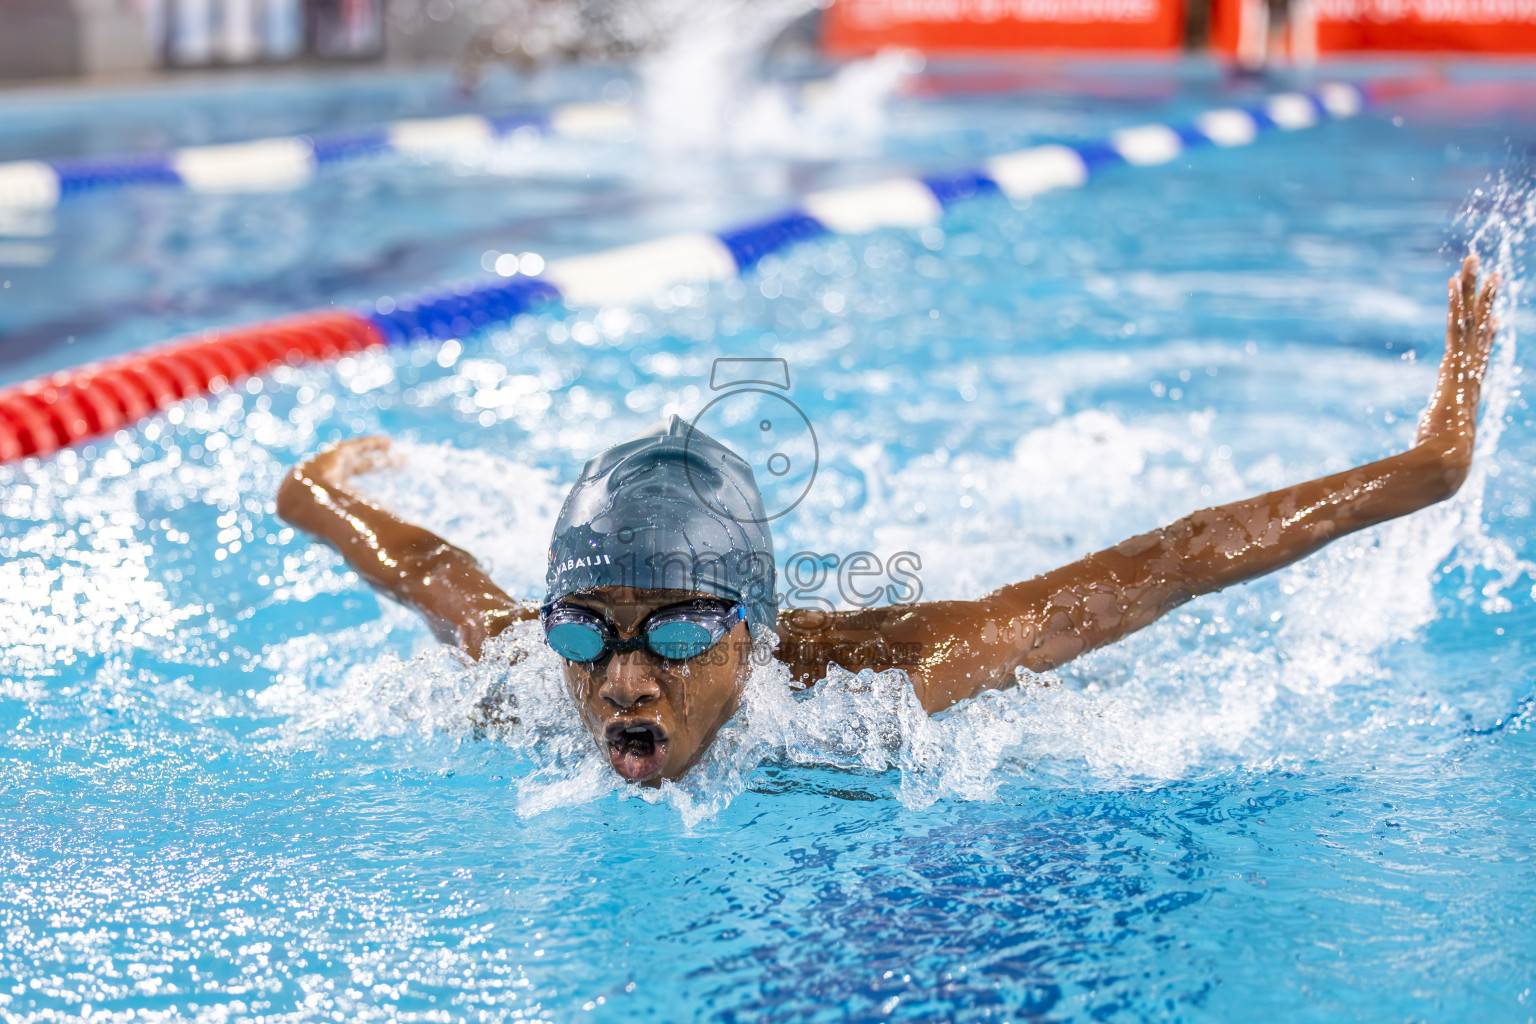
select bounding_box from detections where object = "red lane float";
[0,311,384,463]
[0,416,21,461]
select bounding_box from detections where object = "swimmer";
[277,256,1499,784]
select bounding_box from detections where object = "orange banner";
[823,0,1187,54]
[1210,0,1536,54]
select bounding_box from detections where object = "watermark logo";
[779,550,922,610]
[686,357,818,523]
[680,356,924,613]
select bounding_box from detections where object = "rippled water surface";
[2,62,1535,1022]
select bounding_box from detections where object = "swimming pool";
[2,60,1534,1022]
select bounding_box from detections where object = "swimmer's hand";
[1414,254,1500,475]
[791,255,1501,715]
[295,435,404,487]
[277,436,536,659]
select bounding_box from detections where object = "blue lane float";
[365,276,562,346]
[0,103,637,209]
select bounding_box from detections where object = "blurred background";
[2,0,1532,84]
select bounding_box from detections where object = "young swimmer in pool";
[277,257,1499,784]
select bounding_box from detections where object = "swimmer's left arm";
[834,256,1500,714]
[276,436,537,658]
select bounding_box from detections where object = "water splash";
[629,0,914,156]
[1452,170,1536,613]
[719,47,923,158]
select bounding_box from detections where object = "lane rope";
[0,313,381,462]
[0,103,636,208]
[1,80,1406,464]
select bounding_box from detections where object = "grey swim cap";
[545,415,777,633]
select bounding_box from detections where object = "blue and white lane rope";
[0,102,635,208]
[364,83,1367,341]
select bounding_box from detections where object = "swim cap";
[545,415,778,633]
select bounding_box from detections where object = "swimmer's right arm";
[276,437,536,658]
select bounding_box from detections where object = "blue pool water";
[2,61,1535,1022]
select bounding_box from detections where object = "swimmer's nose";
[598,651,662,709]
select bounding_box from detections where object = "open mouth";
[603,720,669,782]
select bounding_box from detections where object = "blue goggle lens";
[545,620,608,663]
[646,619,717,661]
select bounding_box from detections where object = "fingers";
[1446,273,1466,363]
[310,435,396,483]
[1425,255,1495,445]
[1473,271,1500,370]
[339,435,392,458]
[1446,255,1497,365]
[340,435,399,476]
[1460,253,1479,310]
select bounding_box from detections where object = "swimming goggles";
[541,598,745,664]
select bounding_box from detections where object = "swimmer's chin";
[604,720,670,783]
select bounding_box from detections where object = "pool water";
[2,61,1535,1022]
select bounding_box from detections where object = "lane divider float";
[0,103,636,208]
[2,82,1386,464]
[0,313,381,462]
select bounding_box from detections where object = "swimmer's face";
[556,587,752,785]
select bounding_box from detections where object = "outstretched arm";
[783,256,1500,712]
[275,437,536,658]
